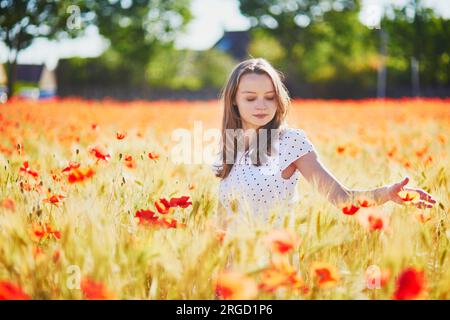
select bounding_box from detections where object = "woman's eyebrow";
[241,90,275,94]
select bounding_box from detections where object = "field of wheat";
[0,97,449,300]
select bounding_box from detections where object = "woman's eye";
[246,97,274,102]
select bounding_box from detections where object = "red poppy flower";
[397,190,420,204]
[0,144,13,156]
[215,270,258,300]
[310,262,340,289]
[148,152,159,160]
[393,267,426,300]
[155,198,173,214]
[62,161,80,173]
[50,170,63,182]
[19,161,39,179]
[32,246,45,259]
[81,277,116,300]
[161,217,178,228]
[259,260,306,294]
[52,250,61,263]
[264,229,299,255]
[357,208,390,232]
[68,167,95,184]
[46,225,61,239]
[415,210,432,223]
[1,198,15,212]
[341,203,360,215]
[259,268,291,293]
[415,146,428,158]
[169,196,192,208]
[368,215,384,230]
[216,229,226,243]
[403,160,412,169]
[387,146,397,158]
[135,209,158,225]
[43,194,65,206]
[357,197,374,207]
[424,155,433,166]
[336,146,345,154]
[0,281,30,300]
[89,146,111,163]
[124,154,136,169]
[116,131,127,140]
[19,181,43,193]
[32,223,61,240]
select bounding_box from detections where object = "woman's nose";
[256,99,269,109]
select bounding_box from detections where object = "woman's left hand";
[386,176,437,209]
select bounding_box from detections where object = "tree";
[381,0,450,95]
[146,47,237,90]
[83,0,193,85]
[238,0,380,98]
[0,0,193,97]
[0,0,89,97]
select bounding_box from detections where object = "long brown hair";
[215,58,291,179]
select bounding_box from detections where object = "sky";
[0,0,449,69]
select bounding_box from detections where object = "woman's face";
[234,73,278,131]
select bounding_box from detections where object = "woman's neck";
[243,128,259,152]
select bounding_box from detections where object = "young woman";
[212,57,436,226]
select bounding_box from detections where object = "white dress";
[212,127,316,225]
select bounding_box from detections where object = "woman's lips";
[253,114,268,119]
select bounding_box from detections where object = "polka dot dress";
[213,127,316,222]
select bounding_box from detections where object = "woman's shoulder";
[277,127,316,169]
[278,126,315,152]
[279,126,308,140]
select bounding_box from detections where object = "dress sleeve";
[278,128,316,172]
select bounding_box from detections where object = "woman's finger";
[418,190,436,204]
[404,187,436,204]
[414,200,434,209]
[399,176,409,187]
[393,176,410,192]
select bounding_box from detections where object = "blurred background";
[1,0,449,101]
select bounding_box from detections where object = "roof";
[213,30,250,60]
[0,64,56,89]
[15,64,44,83]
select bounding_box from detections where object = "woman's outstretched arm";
[293,150,436,209]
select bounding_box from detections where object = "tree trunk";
[377,29,388,99]
[411,56,420,97]
[6,26,23,99]
[6,55,18,99]
[411,0,421,97]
